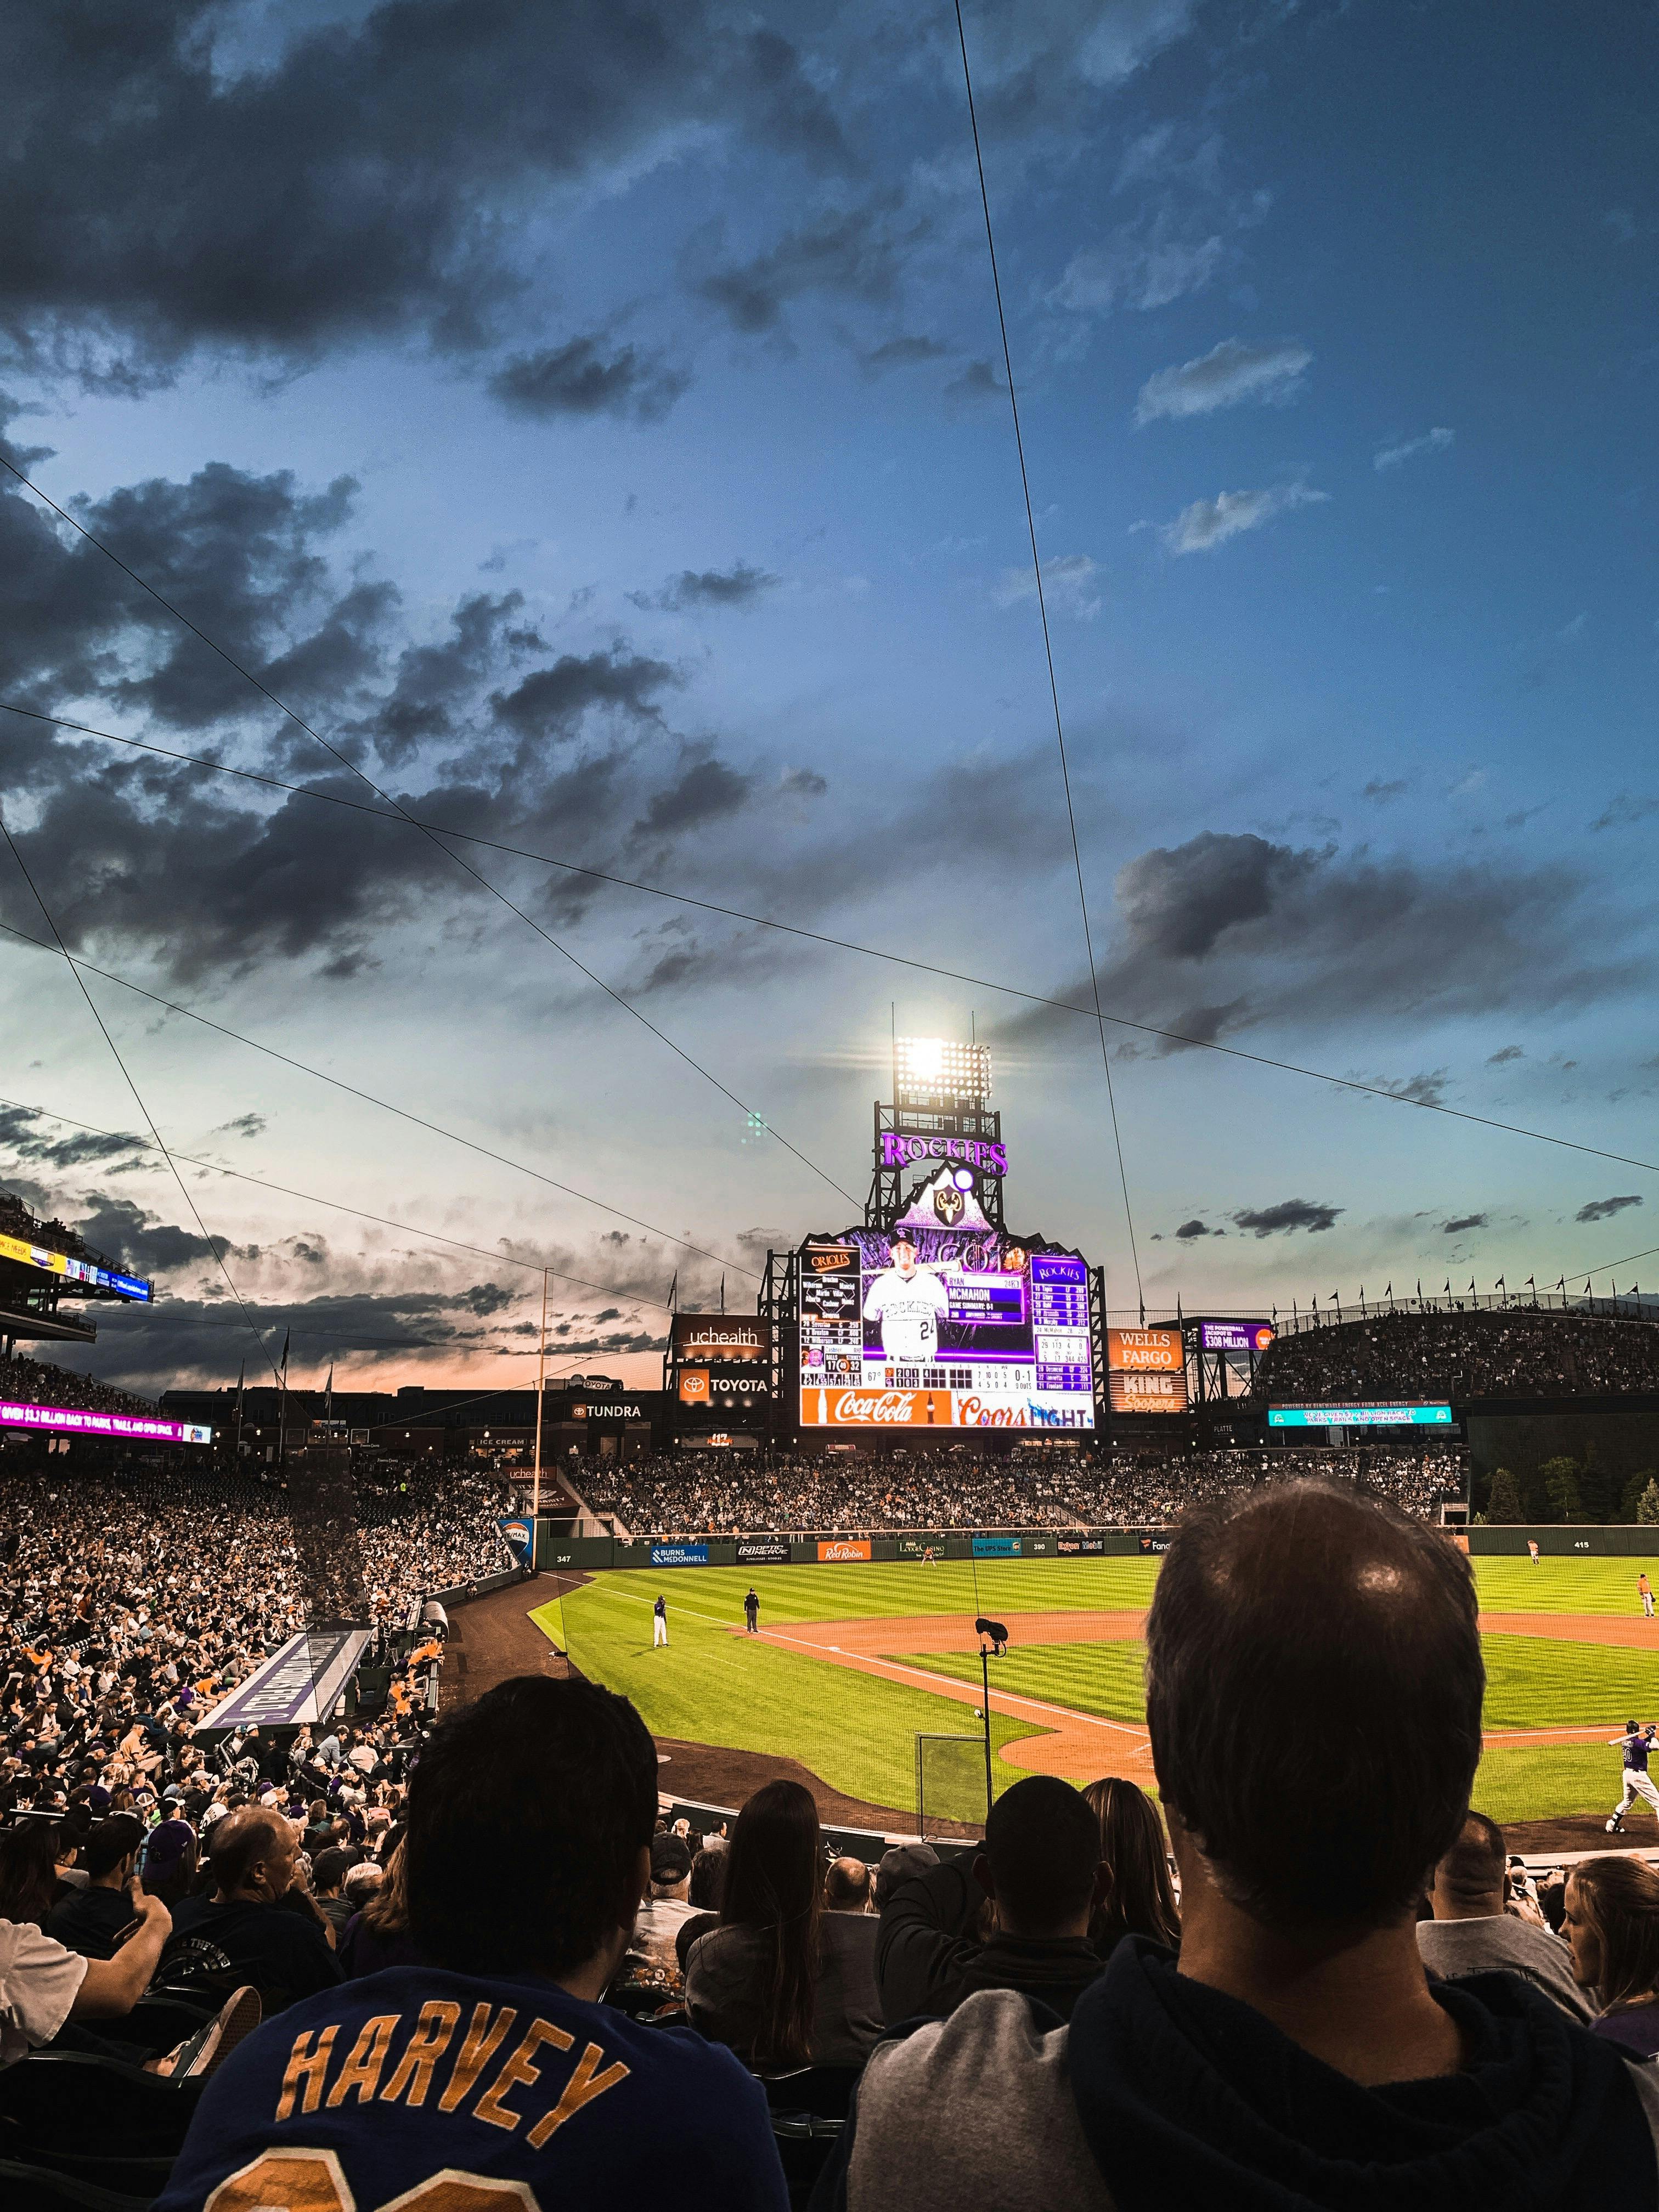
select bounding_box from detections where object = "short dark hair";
[84,1814,146,1880]
[1146,1481,1482,1926]
[1435,1811,1505,1909]
[404,1675,656,1977]
[983,1776,1099,1925]
[651,1835,692,1887]
[311,1847,354,1893]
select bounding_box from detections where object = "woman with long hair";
[685,1780,878,2069]
[1081,1777,1180,1957]
[1562,1855,1659,2055]
[338,1839,421,1978]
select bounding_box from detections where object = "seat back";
[0,2051,204,2158]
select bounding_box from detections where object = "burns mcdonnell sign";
[670,1315,771,1363]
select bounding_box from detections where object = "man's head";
[1430,1812,1506,1920]
[404,1675,656,1980]
[208,1808,299,1903]
[343,1860,383,1904]
[825,1855,873,1912]
[309,1846,353,1898]
[891,1235,917,1277]
[83,1813,145,1884]
[975,1776,1102,1938]
[1147,1481,1482,1929]
[650,1835,692,1898]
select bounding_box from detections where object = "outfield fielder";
[652,1593,668,1648]
[1606,1720,1659,1832]
[1641,1572,1654,1621]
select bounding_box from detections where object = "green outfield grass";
[534,1553,1659,1827]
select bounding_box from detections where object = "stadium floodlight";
[894,1036,992,1102]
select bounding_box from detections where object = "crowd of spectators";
[5,1479,1657,2207]
[579,1444,1464,1535]
[1257,1305,1659,1402]
[0,1189,105,1269]
[0,1347,155,1418]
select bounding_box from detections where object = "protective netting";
[915,1731,990,1834]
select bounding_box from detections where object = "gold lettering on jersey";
[326,2015,400,2108]
[379,2001,463,2109]
[524,2041,630,2148]
[472,2019,575,2131]
[437,2004,517,2113]
[276,2026,340,2120]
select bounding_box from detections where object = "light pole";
[974,1615,1009,1825]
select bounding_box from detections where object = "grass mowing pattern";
[533,1553,1659,1825]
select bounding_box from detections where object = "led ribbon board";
[1268,1402,1454,1428]
[0,1399,212,1443]
[0,1229,151,1302]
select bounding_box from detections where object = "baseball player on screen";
[862,1233,949,1366]
[1606,1720,1659,1832]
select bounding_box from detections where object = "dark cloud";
[698,199,928,334]
[1003,827,1641,1056]
[944,360,1005,405]
[1173,1218,1215,1239]
[862,334,950,375]
[1576,1194,1643,1223]
[1232,1198,1344,1238]
[0,3,846,383]
[633,755,752,838]
[780,766,827,798]
[488,647,679,739]
[1369,1069,1449,1107]
[488,338,690,422]
[1441,1213,1488,1234]
[1591,794,1659,832]
[630,563,780,613]
[1363,778,1408,804]
[215,1114,267,1141]
[1487,1045,1523,1064]
[0,1106,148,1174]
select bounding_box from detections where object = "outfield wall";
[527,1522,1659,1571]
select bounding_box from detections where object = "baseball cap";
[651,1835,693,1885]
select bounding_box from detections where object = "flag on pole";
[667,1271,678,1315]
[279,1328,290,1378]
[324,1363,334,1418]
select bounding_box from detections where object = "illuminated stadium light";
[894,1036,992,1102]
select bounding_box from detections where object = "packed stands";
[0,1348,155,1419]
[579,1443,1463,1535]
[1257,1304,1659,1402]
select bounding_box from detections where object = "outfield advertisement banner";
[0,1400,211,1445]
[1268,1402,1454,1428]
[972,1534,1022,1556]
[650,1543,710,1567]
[817,1538,872,1562]
[1057,1534,1106,1555]
[498,1517,533,1559]
[895,1534,946,1559]
[735,1538,790,1564]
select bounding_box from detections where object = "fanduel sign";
[879,1132,1007,1177]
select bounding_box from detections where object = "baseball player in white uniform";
[1606,1721,1659,1831]
[862,1234,950,1367]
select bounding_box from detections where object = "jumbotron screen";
[798,1227,1094,1430]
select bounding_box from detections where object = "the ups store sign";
[670,1314,771,1364]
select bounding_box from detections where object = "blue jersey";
[154,1963,786,2212]
[1622,1733,1653,1772]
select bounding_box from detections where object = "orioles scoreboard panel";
[797,1227,1094,1430]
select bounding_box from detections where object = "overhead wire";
[951,0,1144,1312]
[0,919,761,1278]
[0,1091,678,1313]
[0,817,281,1383]
[0,451,857,1210]
[4,708,1657,1182]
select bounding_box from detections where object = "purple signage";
[1198,1321,1276,1353]
[0,1399,213,1445]
[879,1132,1007,1177]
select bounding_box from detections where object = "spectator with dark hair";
[0,1822,66,1928]
[876,1776,1107,2025]
[1081,1776,1179,1959]
[309,1847,357,1939]
[140,1818,200,1910]
[161,1807,340,2012]
[674,1846,729,1975]
[826,1857,873,1914]
[155,1675,786,2212]
[826,1481,1659,2208]
[687,1779,880,2069]
[45,1813,148,1960]
[1565,1857,1659,2056]
[1418,1810,1590,2019]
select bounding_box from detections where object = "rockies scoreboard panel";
[796,1226,1096,1431]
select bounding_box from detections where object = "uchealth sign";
[817,1538,872,1562]
[671,1315,771,1363]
